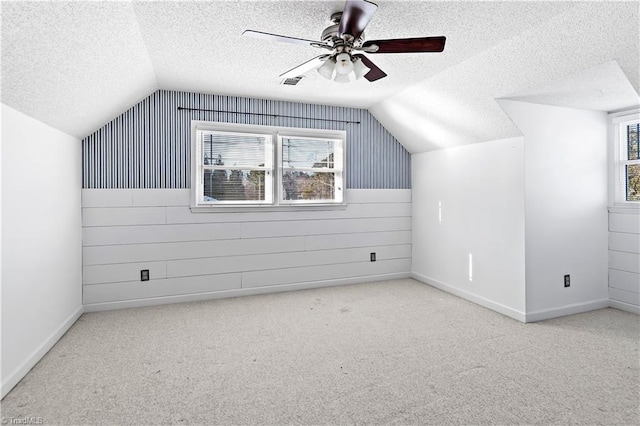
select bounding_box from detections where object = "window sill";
[190,203,348,213]
[608,205,640,215]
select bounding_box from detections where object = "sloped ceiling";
[370,2,640,153]
[1,1,157,138]
[2,1,639,152]
[501,61,639,113]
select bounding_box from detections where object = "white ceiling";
[2,1,639,153]
[502,61,639,113]
[369,2,640,153]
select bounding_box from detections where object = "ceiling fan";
[243,0,446,83]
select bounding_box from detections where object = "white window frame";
[609,109,640,210]
[190,121,347,211]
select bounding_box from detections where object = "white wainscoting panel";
[608,209,640,314]
[82,189,412,310]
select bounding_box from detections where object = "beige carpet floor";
[1,278,639,425]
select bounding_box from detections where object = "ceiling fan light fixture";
[334,73,351,83]
[317,58,335,79]
[353,57,370,80]
[334,52,354,75]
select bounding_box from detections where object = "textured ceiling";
[370,1,640,153]
[1,1,156,138]
[2,1,639,152]
[502,61,639,113]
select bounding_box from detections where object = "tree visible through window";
[280,137,341,202]
[200,132,272,203]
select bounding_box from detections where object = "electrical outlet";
[564,274,570,287]
[370,252,376,262]
[141,269,150,282]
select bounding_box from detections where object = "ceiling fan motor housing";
[321,13,363,61]
[326,14,364,41]
[320,24,340,43]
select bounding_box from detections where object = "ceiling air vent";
[281,75,304,86]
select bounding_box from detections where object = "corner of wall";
[1,307,83,398]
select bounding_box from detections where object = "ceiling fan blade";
[338,0,378,40]
[243,30,325,47]
[279,55,331,79]
[362,36,446,53]
[353,54,387,82]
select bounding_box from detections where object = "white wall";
[411,137,527,321]
[1,104,83,398]
[499,100,609,321]
[82,189,411,310]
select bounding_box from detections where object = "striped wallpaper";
[82,90,410,189]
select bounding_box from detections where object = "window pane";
[282,138,336,169]
[203,133,267,168]
[628,123,639,161]
[203,169,266,202]
[626,164,640,201]
[282,171,335,201]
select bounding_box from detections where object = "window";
[622,122,639,201]
[611,110,640,205]
[198,131,273,204]
[278,135,343,204]
[192,121,345,208]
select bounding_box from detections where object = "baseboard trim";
[83,272,411,312]
[608,299,640,315]
[411,272,527,323]
[525,299,610,323]
[1,305,84,399]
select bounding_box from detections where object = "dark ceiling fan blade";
[279,55,331,79]
[362,36,446,53]
[243,30,327,47]
[353,54,387,82]
[337,0,378,40]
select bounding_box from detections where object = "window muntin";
[192,122,345,208]
[278,136,344,204]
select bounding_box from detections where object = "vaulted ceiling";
[2,1,638,153]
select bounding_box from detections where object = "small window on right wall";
[623,121,640,201]
[614,113,640,203]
